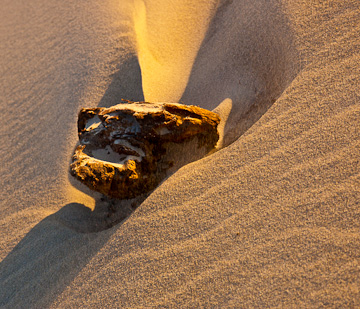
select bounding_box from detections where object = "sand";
[1,0,359,307]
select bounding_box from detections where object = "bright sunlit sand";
[0,0,359,307]
[133,0,218,102]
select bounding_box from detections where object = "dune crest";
[133,0,219,102]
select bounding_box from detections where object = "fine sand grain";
[1,0,359,307]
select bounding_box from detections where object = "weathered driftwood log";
[70,102,220,199]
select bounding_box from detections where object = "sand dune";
[1,0,359,307]
[133,0,219,102]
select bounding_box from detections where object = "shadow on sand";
[98,55,144,108]
[0,195,150,308]
[180,0,299,146]
[0,54,145,308]
[0,203,114,308]
[0,0,300,306]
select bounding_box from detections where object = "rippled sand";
[1,0,359,307]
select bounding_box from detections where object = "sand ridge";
[1,0,360,307]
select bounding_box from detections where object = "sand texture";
[1,0,359,307]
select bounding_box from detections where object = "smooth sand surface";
[1,0,359,307]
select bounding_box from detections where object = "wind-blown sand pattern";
[1,0,359,307]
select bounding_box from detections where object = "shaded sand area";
[1,0,359,307]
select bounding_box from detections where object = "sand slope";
[1,0,360,307]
